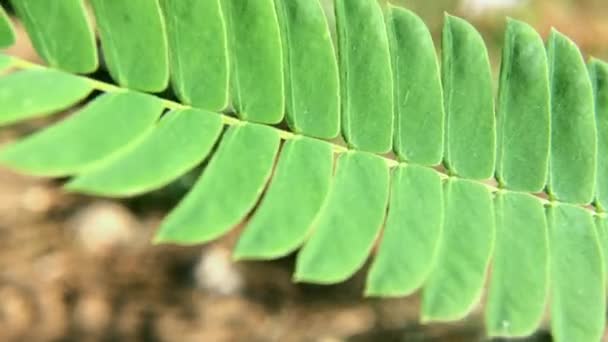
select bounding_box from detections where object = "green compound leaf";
[2,3,608,337]
[496,19,550,192]
[0,92,164,177]
[154,123,280,245]
[366,165,443,296]
[275,0,340,139]
[336,0,393,153]
[295,151,390,284]
[223,0,284,124]
[485,192,548,337]
[589,58,608,211]
[547,29,597,205]
[90,0,169,92]
[11,0,97,73]
[442,15,496,180]
[0,5,15,48]
[387,6,444,166]
[548,204,605,342]
[160,0,229,112]
[0,69,93,126]
[422,178,495,321]
[66,109,224,197]
[234,137,333,260]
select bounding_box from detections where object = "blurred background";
[1,0,608,341]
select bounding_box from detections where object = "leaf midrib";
[5,54,605,219]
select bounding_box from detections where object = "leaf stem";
[5,55,605,218]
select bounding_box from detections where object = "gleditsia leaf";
[154,123,280,245]
[442,15,495,180]
[0,69,92,126]
[335,0,393,153]
[589,59,608,211]
[548,204,605,342]
[0,92,164,177]
[65,109,224,197]
[387,6,444,166]
[547,29,597,205]
[485,192,548,337]
[496,19,550,192]
[222,0,284,124]
[0,5,15,48]
[294,151,390,284]
[160,0,229,111]
[422,178,494,321]
[11,0,97,73]
[90,0,169,92]
[366,165,443,296]
[3,5,608,334]
[234,137,333,259]
[275,0,340,139]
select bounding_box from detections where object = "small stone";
[325,305,376,338]
[194,247,243,296]
[74,291,112,335]
[21,185,54,213]
[0,285,36,339]
[461,0,525,14]
[67,201,140,255]
[32,252,71,284]
[35,289,69,340]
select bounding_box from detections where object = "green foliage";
[496,19,550,192]
[1,1,607,340]
[223,0,284,124]
[336,0,393,153]
[90,0,169,91]
[0,92,163,177]
[597,216,608,281]
[66,108,224,197]
[0,69,92,126]
[486,192,548,337]
[275,0,340,139]
[590,58,608,211]
[547,29,597,205]
[442,15,496,180]
[0,5,15,48]
[154,123,281,244]
[235,137,334,260]
[366,165,443,296]
[0,54,11,71]
[548,204,605,342]
[386,6,444,166]
[160,0,229,111]
[422,178,495,321]
[295,151,390,283]
[11,0,97,73]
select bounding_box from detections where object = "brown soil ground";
[0,164,552,342]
